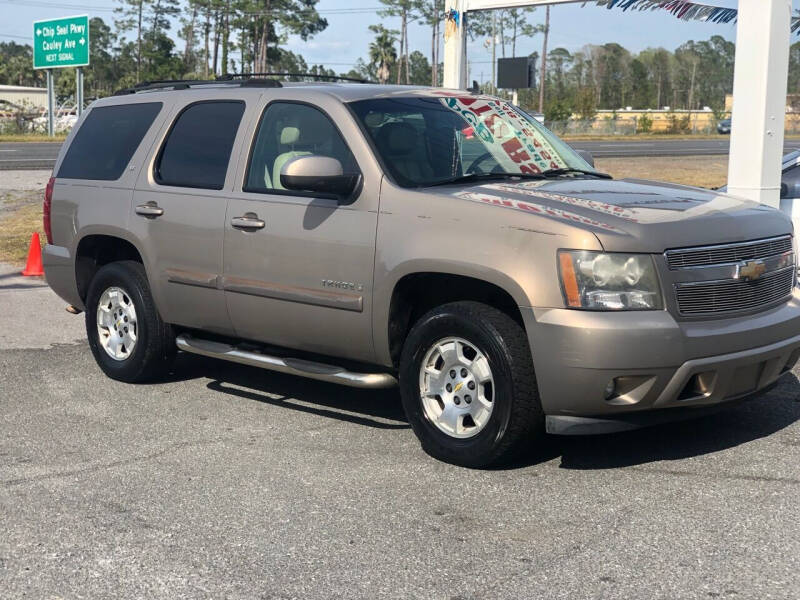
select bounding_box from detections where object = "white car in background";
[720,150,800,236]
[778,150,800,232]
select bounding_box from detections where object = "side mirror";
[280,155,359,198]
[575,149,595,168]
[781,183,789,199]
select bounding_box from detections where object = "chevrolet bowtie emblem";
[738,260,767,281]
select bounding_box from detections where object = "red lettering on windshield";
[501,138,532,164]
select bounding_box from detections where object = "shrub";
[545,100,572,124]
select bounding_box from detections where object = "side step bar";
[175,334,397,389]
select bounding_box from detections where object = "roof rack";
[113,76,282,96]
[219,72,373,84]
[113,72,372,96]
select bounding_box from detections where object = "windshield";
[350,95,598,188]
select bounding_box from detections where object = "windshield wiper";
[541,167,612,179]
[426,172,545,187]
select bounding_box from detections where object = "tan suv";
[43,77,800,467]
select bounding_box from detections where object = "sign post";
[32,15,90,135]
[46,70,54,136]
[76,67,84,115]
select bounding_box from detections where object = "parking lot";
[1,263,799,599]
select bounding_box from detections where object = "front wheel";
[399,301,544,468]
[85,260,175,383]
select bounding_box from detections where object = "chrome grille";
[666,236,793,269]
[675,267,795,315]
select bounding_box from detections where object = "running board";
[175,334,397,389]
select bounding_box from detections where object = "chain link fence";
[545,115,800,137]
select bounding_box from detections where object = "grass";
[595,155,729,189]
[562,133,800,142]
[0,133,68,143]
[0,155,728,266]
[0,201,44,266]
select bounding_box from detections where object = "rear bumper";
[524,290,800,419]
[43,244,83,310]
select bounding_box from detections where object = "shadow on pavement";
[168,352,408,429]
[0,271,47,290]
[553,373,800,471]
[167,353,800,468]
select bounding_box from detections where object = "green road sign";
[33,15,90,69]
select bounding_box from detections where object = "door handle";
[135,202,164,217]
[231,214,265,230]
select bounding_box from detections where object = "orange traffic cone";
[21,232,44,277]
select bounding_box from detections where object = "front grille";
[666,236,793,269]
[675,267,795,315]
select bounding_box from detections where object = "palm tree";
[368,24,398,84]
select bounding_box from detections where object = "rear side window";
[57,102,162,180]
[155,101,245,190]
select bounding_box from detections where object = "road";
[572,138,800,158]
[0,142,61,170]
[5,139,800,170]
[1,263,799,599]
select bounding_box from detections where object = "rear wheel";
[85,260,175,382]
[399,301,544,468]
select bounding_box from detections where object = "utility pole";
[491,11,497,93]
[688,59,697,110]
[538,6,550,113]
[656,75,662,109]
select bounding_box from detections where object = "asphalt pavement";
[0,143,61,171]
[1,263,799,598]
[5,138,800,170]
[575,138,800,158]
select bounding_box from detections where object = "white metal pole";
[46,69,54,137]
[727,0,792,208]
[443,0,468,89]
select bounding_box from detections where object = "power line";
[0,32,32,40]
[0,0,114,11]
[0,0,385,15]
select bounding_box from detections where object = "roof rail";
[218,72,373,84]
[113,77,282,96]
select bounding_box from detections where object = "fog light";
[604,379,617,399]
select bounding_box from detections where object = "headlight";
[558,250,662,310]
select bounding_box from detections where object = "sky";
[0,0,792,82]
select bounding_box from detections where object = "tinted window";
[57,102,162,180]
[350,97,595,187]
[156,101,245,190]
[245,102,358,193]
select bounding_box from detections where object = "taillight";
[43,176,55,244]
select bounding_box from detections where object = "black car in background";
[717,118,732,134]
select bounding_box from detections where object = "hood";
[436,177,792,253]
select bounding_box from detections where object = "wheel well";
[75,235,144,301]
[388,273,525,366]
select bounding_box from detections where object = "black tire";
[85,260,175,383]
[399,301,544,468]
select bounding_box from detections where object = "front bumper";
[524,289,800,423]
